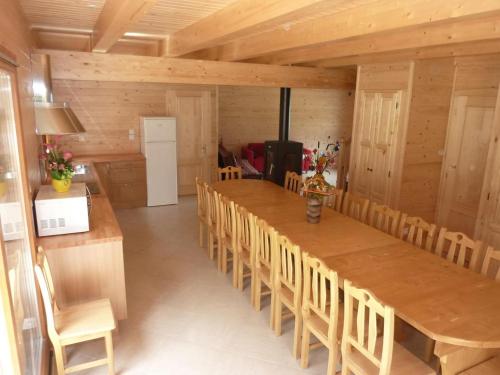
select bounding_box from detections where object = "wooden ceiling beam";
[203,0,500,62]
[164,0,353,57]
[301,39,500,68]
[92,0,157,53]
[36,49,356,89]
[247,14,500,66]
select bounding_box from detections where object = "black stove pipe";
[278,87,291,141]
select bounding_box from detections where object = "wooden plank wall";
[52,81,219,175]
[0,0,40,194]
[399,58,455,222]
[218,86,355,154]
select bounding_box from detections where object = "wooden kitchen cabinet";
[95,158,147,208]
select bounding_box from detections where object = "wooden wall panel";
[52,81,219,178]
[399,58,455,222]
[218,86,355,155]
[357,62,413,91]
[290,88,354,150]
[218,86,280,153]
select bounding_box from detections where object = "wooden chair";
[284,171,302,194]
[342,192,369,223]
[205,184,220,263]
[300,253,341,375]
[195,177,208,248]
[253,217,277,329]
[435,228,483,271]
[217,166,242,181]
[398,214,437,251]
[481,246,500,280]
[35,249,115,375]
[235,205,256,301]
[218,195,238,286]
[323,187,344,212]
[368,203,401,236]
[273,234,302,358]
[458,355,500,374]
[341,280,435,375]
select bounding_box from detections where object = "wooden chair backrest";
[481,246,500,281]
[284,171,302,194]
[219,195,237,247]
[368,203,401,236]
[398,214,437,251]
[206,184,220,232]
[254,217,276,273]
[435,228,482,270]
[235,205,255,258]
[323,187,344,212]
[342,281,395,375]
[34,264,57,340]
[195,177,208,218]
[37,247,58,311]
[301,253,339,341]
[275,234,302,307]
[342,192,369,223]
[217,166,242,181]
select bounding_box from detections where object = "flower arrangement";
[39,137,74,181]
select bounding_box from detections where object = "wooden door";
[438,95,496,236]
[475,91,500,247]
[369,91,402,204]
[166,90,212,195]
[351,91,378,198]
[350,90,402,205]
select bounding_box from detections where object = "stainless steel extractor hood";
[33,54,85,135]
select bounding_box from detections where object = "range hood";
[33,54,85,135]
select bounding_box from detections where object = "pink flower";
[63,151,73,161]
[44,143,55,151]
[58,163,65,171]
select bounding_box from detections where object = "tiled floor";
[59,197,330,374]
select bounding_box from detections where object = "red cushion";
[242,147,255,165]
[248,143,265,156]
[253,156,265,173]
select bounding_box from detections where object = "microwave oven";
[35,183,90,237]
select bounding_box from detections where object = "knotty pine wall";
[218,86,355,154]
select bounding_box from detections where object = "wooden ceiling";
[20,0,500,68]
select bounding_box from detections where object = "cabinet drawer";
[109,160,145,170]
[110,182,146,207]
[109,167,146,184]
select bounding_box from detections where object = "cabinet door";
[438,95,496,236]
[369,91,402,204]
[166,89,212,196]
[351,91,378,198]
[475,91,500,247]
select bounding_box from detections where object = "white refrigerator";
[140,117,178,206]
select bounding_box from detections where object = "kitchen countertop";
[37,153,143,250]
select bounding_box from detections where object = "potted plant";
[302,142,338,223]
[41,140,74,193]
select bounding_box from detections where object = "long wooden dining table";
[212,179,500,355]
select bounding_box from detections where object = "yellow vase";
[52,178,72,193]
[0,181,6,198]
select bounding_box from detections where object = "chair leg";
[249,267,256,306]
[231,253,239,288]
[254,276,261,311]
[293,311,302,359]
[274,298,283,336]
[105,332,114,375]
[62,346,67,365]
[221,245,228,274]
[53,343,65,375]
[198,222,204,247]
[208,233,214,260]
[216,238,223,271]
[326,344,338,375]
[300,325,311,369]
[269,289,276,330]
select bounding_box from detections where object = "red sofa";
[241,143,265,173]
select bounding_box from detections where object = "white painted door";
[166,90,212,195]
[437,95,496,236]
[350,90,402,205]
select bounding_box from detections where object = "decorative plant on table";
[303,142,338,224]
[40,137,74,193]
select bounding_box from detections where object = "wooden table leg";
[434,341,500,375]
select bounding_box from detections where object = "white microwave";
[35,183,90,237]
